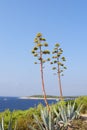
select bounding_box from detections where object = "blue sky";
[0,0,87,96]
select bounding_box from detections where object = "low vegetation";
[0,96,87,130]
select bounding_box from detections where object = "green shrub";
[75,96,87,113]
[0,98,86,130]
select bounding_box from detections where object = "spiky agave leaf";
[8,116,12,130]
[0,115,17,130]
[49,111,56,130]
[56,105,71,128]
[30,108,61,130]
[28,125,37,130]
[54,108,61,122]
[75,103,83,119]
[34,114,44,130]
[0,117,4,130]
[54,102,82,129]
[41,109,59,130]
[28,114,44,130]
[41,109,49,130]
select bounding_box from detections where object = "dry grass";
[70,115,87,130]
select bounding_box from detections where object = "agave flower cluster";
[32,33,50,65]
[51,43,67,77]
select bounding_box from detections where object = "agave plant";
[54,101,82,130]
[29,108,60,130]
[0,116,17,130]
[0,117,4,130]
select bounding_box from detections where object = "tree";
[32,33,50,111]
[50,43,67,100]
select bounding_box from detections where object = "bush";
[75,96,87,113]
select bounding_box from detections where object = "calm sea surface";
[0,97,57,112]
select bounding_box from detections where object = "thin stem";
[58,64,63,100]
[57,48,63,100]
[40,46,50,111]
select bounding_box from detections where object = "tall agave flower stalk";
[32,33,50,111]
[50,43,67,100]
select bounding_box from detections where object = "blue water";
[0,97,57,112]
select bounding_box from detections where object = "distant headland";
[19,95,78,100]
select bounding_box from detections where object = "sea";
[0,97,57,112]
